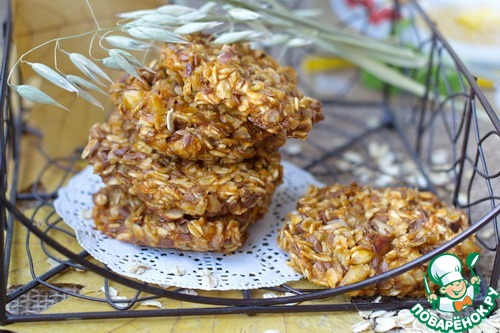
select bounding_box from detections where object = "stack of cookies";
[83,36,323,253]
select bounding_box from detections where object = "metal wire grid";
[1,0,499,325]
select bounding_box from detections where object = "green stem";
[85,0,101,30]
[314,38,425,96]
[218,0,421,61]
[7,27,118,86]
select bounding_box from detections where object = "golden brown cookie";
[83,111,283,219]
[161,36,323,139]
[93,185,272,252]
[110,72,285,164]
[278,183,480,297]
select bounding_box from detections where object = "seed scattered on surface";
[140,300,163,308]
[335,159,352,172]
[263,292,278,299]
[202,270,218,288]
[457,193,468,206]
[353,306,477,333]
[100,285,119,298]
[81,209,92,219]
[358,310,373,319]
[374,175,393,187]
[283,141,302,155]
[412,318,435,332]
[370,310,387,318]
[351,319,373,333]
[429,172,451,186]
[480,227,495,239]
[343,151,363,164]
[128,261,150,275]
[46,257,60,269]
[431,148,449,165]
[366,117,381,129]
[396,309,415,327]
[174,266,186,276]
[166,108,175,132]
[368,142,389,160]
[262,292,298,305]
[381,311,397,318]
[374,317,397,332]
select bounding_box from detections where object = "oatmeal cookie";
[93,185,272,252]
[278,183,480,297]
[161,36,324,139]
[110,73,285,164]
[83,112,283,218]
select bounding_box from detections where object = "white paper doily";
[54,161,322,290]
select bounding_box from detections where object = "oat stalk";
[9,0,427,110]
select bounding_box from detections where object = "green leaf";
[293,8,322,17]
[66,75,107,95]
[108,49,144,82]
[260,33,290,46]
[156,5,195,16]
[174,21,222,35]
[199,2,216,14]
[286,38,312,47]
[69,53,113,85]
[315,38,425,97]
[227,7,261,21]
[101,57,122,70]
[177,11,207,23]
[225,0,423,63]
[14,85,68,110]
[212,30,261,44]
[140,14,180,25]
[104,36,152,51]
[75,87,103,109]
[125,26,189,43]
[26,62,78,94]
[111,49,155,74]
[244,20,272,36]
[117,9,155,19]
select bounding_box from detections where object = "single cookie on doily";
[278,183,481,297]
[160,35,324,139]
[83,111,283,219]
[93,185,273,253]
[110,72,285,164]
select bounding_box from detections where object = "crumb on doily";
[140,300,163,308]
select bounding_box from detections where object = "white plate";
[418,0,500,80]
[330,0,500,81]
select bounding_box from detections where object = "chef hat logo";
[428,253,465,287]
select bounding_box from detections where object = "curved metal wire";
[2,190,498,308]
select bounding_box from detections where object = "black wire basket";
[1,0,499,325]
